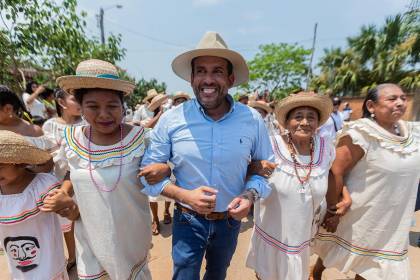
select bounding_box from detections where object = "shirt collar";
[194,94,236,122]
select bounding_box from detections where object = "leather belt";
[175,203,229,220]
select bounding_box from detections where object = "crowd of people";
[0,31,419,280]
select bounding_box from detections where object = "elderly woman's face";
[285,107,319,139]
[368,86,407,124]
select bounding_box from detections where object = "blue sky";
[78,0,410,95]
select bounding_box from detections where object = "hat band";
[76,73,120,79]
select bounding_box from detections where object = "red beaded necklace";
[87,124,123,192]
[286,133,314,190]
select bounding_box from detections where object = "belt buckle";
[204,213,217,220]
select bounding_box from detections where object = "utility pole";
[99,7,105,45]
[306,22,318,90]
[97,5,122,45]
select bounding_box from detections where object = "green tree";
[0,0,125,89]
[312,11,420,95]
[125,77,166,109]
[243,43,311,99]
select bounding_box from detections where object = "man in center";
[141,31,273,280]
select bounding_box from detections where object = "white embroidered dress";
[246,134,335,280]
[57,125,152,280]
[0,173,68,280]
[314,119,420,280]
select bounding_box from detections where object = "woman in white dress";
[41,59,170,280]
[246,92,335,280]
[312,84,420,280]
[42,88,83,270]
[0,85,53,173]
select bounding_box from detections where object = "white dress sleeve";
[337,120,371,154]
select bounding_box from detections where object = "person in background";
[42,88,83,271]
[22,81,47,123]
[40,87,58,119]
[341,102,352,121]
[312,83,420,280]
[172,91,191,107]
[143,93,173,235]
[318,96,344,140]
[238,93,249,105]
[132,88,159,126]
[0,85,53,173]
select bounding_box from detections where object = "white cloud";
[192,0,224,7]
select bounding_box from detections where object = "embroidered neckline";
[271,135,325,170]
[0,181,61,225]
[64,126,146,163]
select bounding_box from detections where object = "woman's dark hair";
[362,83,403,118]
[25,81,38,94]
[0,85,32,121]
[73,88,124,105]
[54,88,67,117]
[39,87,54,100]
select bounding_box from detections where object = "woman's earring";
[370,113,375,119]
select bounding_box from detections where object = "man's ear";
[228,73,235,89]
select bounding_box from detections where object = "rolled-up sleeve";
[140,114,172,196]
[245,115,275,199]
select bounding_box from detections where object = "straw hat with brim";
[248,101,273,114]
[275,92,333,127]
[0,131,51,165]
[148,94,168,112]
[143,89,159,103]
[56,59,135,96]
[172,31,249,87]
[172,91,191,102]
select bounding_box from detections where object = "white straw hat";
[172,91,191,102]
[148,94,168,112]
[275,91,333,127]
[172,31,249,87]
[143,89,159,103]
[0,131,51,165]
[248,100,273,114]
[56,59,135,96]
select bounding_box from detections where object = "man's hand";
[181,186,218,214]
[227,196,252,220]
[40,189,74,212]
[138,163,171,185]
[321,212,340,233]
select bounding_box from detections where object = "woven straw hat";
[172,91,191,102]
[148,94,168,112]
[248,100,272,114]
[56,59,135,96]
[275,91,333,127]
[143,89,159,103]
[172,31,249,87]
[0,131,51,165]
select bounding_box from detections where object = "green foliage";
[242,43,311,99]
[125,76,167,109]
[0,0,125,89]
[312,11,420,95]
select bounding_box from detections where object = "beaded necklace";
[286,132,314,193]
[87,125,123,192]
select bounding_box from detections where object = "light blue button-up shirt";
[141,95,274,212]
